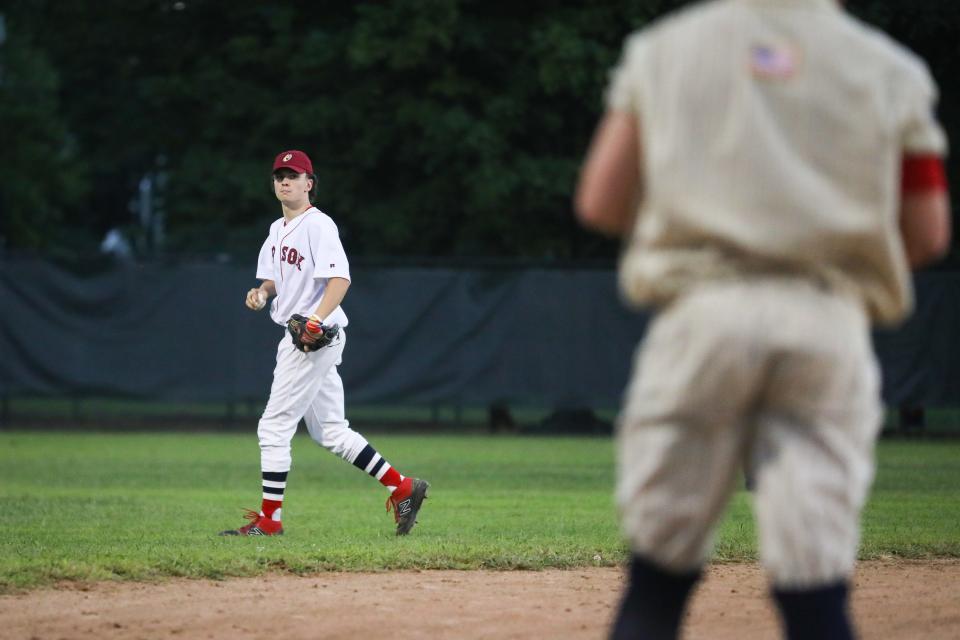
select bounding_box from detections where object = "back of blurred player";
[576,1,950,638]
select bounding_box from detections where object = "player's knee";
[620,496,716,573]
[763,547,857,589]
[627,531,712,575]
[257,424,291,449]
[758,503,858,587]
[313,422,359,457]
[754,482,861,586]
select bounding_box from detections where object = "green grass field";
[0,431,957,593]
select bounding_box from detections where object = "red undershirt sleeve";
[901,154,947,194]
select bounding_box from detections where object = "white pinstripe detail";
[262,491,285,500]
[262,479,287,489]
[375,462,391,481]
[364,453,382,474]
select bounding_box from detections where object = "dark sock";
[352,444,404,490]
[610,554,701,640]
[773,581,854,640]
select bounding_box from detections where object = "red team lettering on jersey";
[271,245,306,271]
[256,206,351,329]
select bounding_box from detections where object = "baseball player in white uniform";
[220,150,429,537]
[575,1,950,638]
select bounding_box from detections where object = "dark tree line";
[0,0,957,263]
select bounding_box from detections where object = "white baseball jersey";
[606,0,947,325]
[256,207,351,327]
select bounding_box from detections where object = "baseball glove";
[286,314,340,352]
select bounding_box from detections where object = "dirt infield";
[3,560,958,639]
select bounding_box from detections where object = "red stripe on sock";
[380,466,403,489]
[261,499,283,519]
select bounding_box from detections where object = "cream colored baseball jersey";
[606,0,947,325]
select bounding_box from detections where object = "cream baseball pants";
[617,278,882,589]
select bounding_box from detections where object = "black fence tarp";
[873,273,960,407]
[1,258,958,411]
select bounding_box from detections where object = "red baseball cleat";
[219,509,284,536]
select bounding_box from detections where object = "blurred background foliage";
[0,0,957,263]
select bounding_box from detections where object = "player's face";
[273,169,313,205]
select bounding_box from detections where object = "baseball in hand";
[247,288,267,310]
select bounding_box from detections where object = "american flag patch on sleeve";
[750,44,799,79]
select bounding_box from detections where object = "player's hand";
[299,325,318,345]
[287,314,339,352]
[297,315,323,346]
[246,288,267,311]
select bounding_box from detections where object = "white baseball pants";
[257,329,369,472]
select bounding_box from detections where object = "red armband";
[901,154,947,193]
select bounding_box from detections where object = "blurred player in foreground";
[220,150,429,537]
[575,0,950,638]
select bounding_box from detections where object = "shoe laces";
[385,480,413,522]
[237,508,262,532]
[385,495,400,522]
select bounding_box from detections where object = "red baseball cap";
[273,150,313,175]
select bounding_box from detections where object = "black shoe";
[387,478,430,536]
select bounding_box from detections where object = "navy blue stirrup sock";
[773,581,854,640]
[610,554,701,640]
